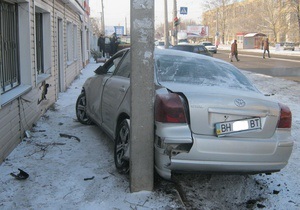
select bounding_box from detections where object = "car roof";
[155,48,217,60]
[173,44,205,47]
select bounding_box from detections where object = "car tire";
[114,119,130,174]
[75,92,93,125]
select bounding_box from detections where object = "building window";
[67,22,78,62]
[73,24,77,59]
[67,22,73,62]
[35,6,51,83]
[35,13,44,74]
[0,2,19,93]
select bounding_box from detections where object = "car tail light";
[155,93,187,123]
[277,103,292,128]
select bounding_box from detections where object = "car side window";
[114,51,130,78]
[105,51,126,74]
[199,46,205,52]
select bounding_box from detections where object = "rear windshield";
[155,54,257,92]
[172,45,193,52]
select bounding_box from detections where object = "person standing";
[104,36,111,58]
[99,34,105,57]
[230,39,240,62]
[110,33,119,56]
[97,35,102,52]
[263,38,270,58]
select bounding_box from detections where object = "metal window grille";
[35,13,44,74]
[0,2,19,93]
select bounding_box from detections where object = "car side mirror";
[94,65,107,75]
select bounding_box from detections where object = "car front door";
[86,50,127,126]
[101,51,131,135]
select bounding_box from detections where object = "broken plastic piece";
[10,168,29,180]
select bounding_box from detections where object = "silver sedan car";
[76,48,293,180]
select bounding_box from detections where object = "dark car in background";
[283,42,295,51]
[171,44,213,57]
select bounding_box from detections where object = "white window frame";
[35,4,51,84]
[73,24,78,60]
[67,21,73,63]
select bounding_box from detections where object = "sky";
[89,0,204,27]
[0,47,299,209]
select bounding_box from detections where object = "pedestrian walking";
[230,39,240,62]
[263,38,270,58]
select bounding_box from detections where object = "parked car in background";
[283,42,295,51]
[178,39,189,45]
[171,44,212,57]
[117,35,131,51]
[200,41,217,53]
[76,48,293,180]
[155,40,173,49]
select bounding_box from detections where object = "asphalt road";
[214,50,300,82]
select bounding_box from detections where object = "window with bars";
[0,1,19,94]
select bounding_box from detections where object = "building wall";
[0,0,89,163]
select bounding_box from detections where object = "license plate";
[215,118,261,136]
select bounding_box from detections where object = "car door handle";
[119,87,126,92]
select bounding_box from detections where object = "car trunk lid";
[163,83,279,138]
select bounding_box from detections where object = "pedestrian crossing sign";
[180,7,188,15]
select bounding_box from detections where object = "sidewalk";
[218,44,300,57]
[0,60,181,210]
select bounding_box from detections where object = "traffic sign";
[180,7,188,15]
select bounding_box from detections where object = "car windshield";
[155,54,258,92]
[203,43,213,46]
[285,43,294,46]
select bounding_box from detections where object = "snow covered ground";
[0,54,299,209]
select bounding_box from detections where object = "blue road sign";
[180,7,188,15]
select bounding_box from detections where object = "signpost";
[180,7,188,15]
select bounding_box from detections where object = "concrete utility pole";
[101,0,105,34]
[130,0,155,192]
[164,0,169,48]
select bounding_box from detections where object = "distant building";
[243,33,266,49]
[202,0,299,45]
[0,0,91,162]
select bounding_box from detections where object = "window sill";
[67,59,78,66]
[1,85,32,107]
[37,73,51,85]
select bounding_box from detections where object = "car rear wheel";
[114,119,130,174]
[75,93,93,125]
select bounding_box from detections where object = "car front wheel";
[75,92,93,125]
[114,119,130,174]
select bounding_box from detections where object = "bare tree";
[90,17,101,37]
[284,0,300,42]
[257,0,288,43]
[203,0,239,44]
